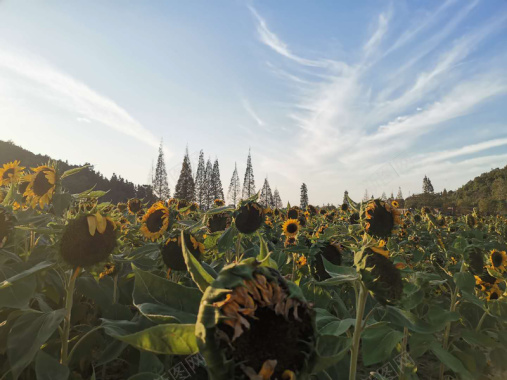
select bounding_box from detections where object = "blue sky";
[0,0,506,205]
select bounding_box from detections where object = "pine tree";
[396,187,404,200]
[300,183,309,209]
[423,175,434,194]
[390,191,394,200]
[381,191,387,201]
[227,163,241,207]
[211,159,224,201]
[342,190,349,205]
[242,150,256,199]
[273,188,282,209]
[153,140,170,199]
[194,150,206,208]
[203,159,214,209]
[362,189,369,202]
[259,178,273,208]
[174,147,195,201]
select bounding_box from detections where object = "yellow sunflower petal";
[87,215,97,236]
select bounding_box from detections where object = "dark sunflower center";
[490,292,499,300]
[2,168,14,180]
[18,181,29,194]
[367,206,394,239]
[286,223,298,234]
[222,306,313,379]
[146,209,165,233]
[491,252,503,268]
[33,170,53,196]
[288,209,299,219]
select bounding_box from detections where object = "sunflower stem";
[61,266,81,365]
[112,273,118,304]
[235,234,243,262]
[439,280,459,380]
[475,311,488,332]
[349,281,368,380]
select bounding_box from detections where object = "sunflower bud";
[196,260,316,380]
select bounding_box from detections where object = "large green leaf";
[0,266,37,309]
[454,272,475,293]
[113,324,198,355]
[317,259,359,286]
[386,306,458,334]
[311,335,351,374]
[35,350,70,380]
[0,260,54,290]
[430,343,472,379]
[181,231,214,292]
[362,324,404,366]
[7,309,66,379]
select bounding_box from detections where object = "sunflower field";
[1,160,506,380]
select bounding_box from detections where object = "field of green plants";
[1,161,506,380]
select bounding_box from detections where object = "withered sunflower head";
[307,205,317,215]
[196,260,316,380]
[167,198,178,207]
[235,202,265,234]
[177,199,190,210]
[161,232,204,271]
[127,198,142,214]
[421,207,431,216]
[287,208,299,220]
[341,203,349,212]
[207,212,231,233]
[284,236,298,247]
[60,214,117,267]
[349,212,360,225]
[0,206,16,248]
[117,202,128,212]
[319,209,327,216]
[140,202,170,241]
[413,214,422,223]
[282,219,300,238]
[214,199,225,207]
[465,246,484,275]
[357,248,403,306]
[313,241,342,281]
[362,200,398,239]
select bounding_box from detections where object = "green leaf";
[113,324,198,355]
[461,330,496,347]
[316,259,359,286]
[138,351,164,374]
[311,335,351,373]
[386,306,458,334]
[181,231,213,293]
[52,193,73,215]
[319,318,355,336]
[135,303,196,324]
[454,272,475,293]
[256,233,278,269]
[362,324,404,366]
[7,309,66,380]
[35,350,70,380]
[60,165,90,179]
[217,226,238,253]
[0,267,37,309]
[430,343,472,379]
[0,260,54,290]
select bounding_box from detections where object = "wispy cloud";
[0,48,161,150]
[241,98,267,128]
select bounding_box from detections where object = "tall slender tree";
[153,140,170,199]
[342,190,349,205]
[423,175,434,194]
[203,158,214,209]
[362,189,369,202]
[242,150,256,199]
[211,159,224,201]
[227,163,241,207]
[194,150,206,207]
[300,183,309,209]
[259,178,273,208]
[174,148,195,201]
[273,188,283,209]
[396,187,404,200]
[381,191,387,201]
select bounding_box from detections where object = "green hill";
[0,140,156,203]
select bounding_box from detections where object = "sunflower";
[341,203,349,212]
[414,214,422,223]
[287,207,299,219]
[391,200,399,208]
[60,213,117,267]
[161,232,204,271]
[0,161,25,186]
[99,263,118,280]
[296,254,307,267]
[349,212,360,224]
[307,205,317,215]
[235,202,265,234]
[207,212,231,233]
[362,199,400,239]
[127,198,142,214]
[214,199,225,207]
[465,246,484,275]
[474,273,499,292]
[23,165,56,208]
[486,285,502,301]
[282,219,300,238]
[313,241,343,281]
[117,202,128,212]
[167,198,178,207]
[196,260,316,380]
[0,206,15,248]
[284,236,298,247]
[140,202,170,241]
[177,199,190,210]
[489,249,507,272]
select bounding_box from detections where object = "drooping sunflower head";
[413,214,422,223]
[313,241,343,281]
[474,273,498,292]
[0,206,16,248]
[60,213,117,267]
[287,207,299,220]
[0,161,25,186]
[117,202,128,212]
[235,201,265,234]
[357,248,403,305]
[167,198,178,207]
[161,232,204,271]
[362,199,400,239]
[127,198,142,214]
[307,205,317,215]
[24,165,56,208]
[196,260,316,380]
[489,249,507,272]
[349,212,360,225]
[140,202,170,241]
[465,246,484,275]
[207,212,231,233]
[421,207,431,216]
[177,199,190,210]
[214,199,225,207]
[487,285,503,301]
[341,203,349,212]
[282,219,300,238]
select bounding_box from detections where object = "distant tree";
[381,191,387,201]
[153,140,170,199]
[390,191,394,200]
[300,183,309,209]
[174,148,195,201]
[194,150,206,207]
[273,188,283,209]
[259,178,273,208]
[211,158,224,201]
[423,175,434,194]
[227,163,241,207]
[343,190,349,205]
[242,150,256,199]
[203,158,214,209]
[362,189,369,202]
[396,187,404,200]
